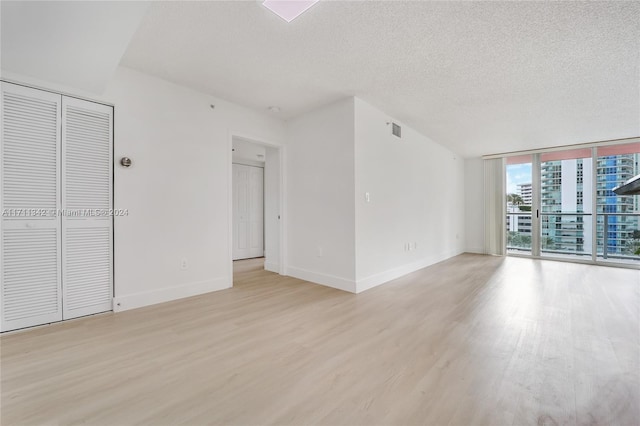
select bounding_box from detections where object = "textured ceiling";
[122,1,640,157]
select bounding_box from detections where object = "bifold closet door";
[1,84,113,331]
[61,97,113,320]
[1,82,63,332]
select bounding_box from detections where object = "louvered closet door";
[1,82,63,332]
[62,97,113,320]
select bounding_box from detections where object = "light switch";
[365,192,370,203]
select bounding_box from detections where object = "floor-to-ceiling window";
[506,155,533,255]
[595,143,640,264]
[539,148,593,260]
[503,140,640,266]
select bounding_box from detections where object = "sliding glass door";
[505,142,640,266]
[539,148,593,260]
[596,144,640,264]
[506,155,533,255]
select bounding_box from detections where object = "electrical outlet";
[181,258,188,270]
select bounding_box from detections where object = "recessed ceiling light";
[262,0,319,23]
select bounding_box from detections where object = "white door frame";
[227,133,285,282]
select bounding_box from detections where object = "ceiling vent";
[392,122,401,138]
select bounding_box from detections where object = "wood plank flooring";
[1,254,639,425]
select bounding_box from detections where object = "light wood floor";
[1,254,639,425]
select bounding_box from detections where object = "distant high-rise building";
[541,158,593,254]
[517,183,532,205]
[596,153,639,257]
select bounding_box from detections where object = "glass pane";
[540,149,593,259]
[506,156,532,254]
[596,142,640,264]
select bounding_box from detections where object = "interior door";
[61,96,113,320]
[233,163,264,260]
[1,82,63,332]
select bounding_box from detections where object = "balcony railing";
[541,212,593,258]
[598,213,640,261]
[506,212,640,262]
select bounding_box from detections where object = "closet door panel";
[233,164,264,260]
[62,97,113,320]
[2,228,60,329]
[1,82,62,331]
[64,225,111,316]
[248,166,264,258]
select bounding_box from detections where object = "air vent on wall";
[392,122,401,138]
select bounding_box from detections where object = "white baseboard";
[264,261,280,273]
[113,277,230,312]
[356,250,463,293]
[465,247,485,254]
[286,266,356,293]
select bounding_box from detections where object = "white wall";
[354,98,465,291]
[464,157,485,253]
[285,96,466,294]
[104,67,285,311]
[285,98,356,292]
[3,65,471,309]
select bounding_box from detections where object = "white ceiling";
[2,1,638,157]
[121,1,640,158]
[1,1,149,94]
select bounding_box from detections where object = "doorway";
[230,136,282,279]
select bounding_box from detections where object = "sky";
[506,163,531,194]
